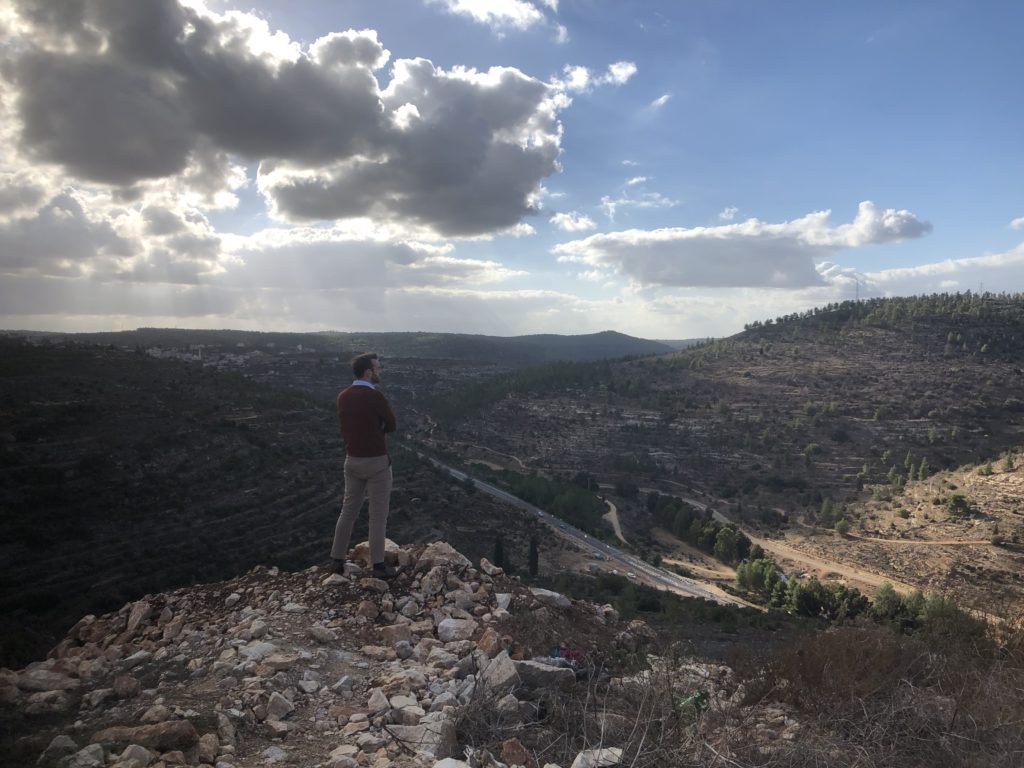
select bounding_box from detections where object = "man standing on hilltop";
[331,352,396,578]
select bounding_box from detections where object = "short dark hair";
[352,352,379,379]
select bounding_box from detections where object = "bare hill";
[782,455,1024,617]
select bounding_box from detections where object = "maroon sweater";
[337,384,397,457]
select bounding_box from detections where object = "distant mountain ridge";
[7,328,673,366]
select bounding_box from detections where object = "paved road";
[417,452,747,607]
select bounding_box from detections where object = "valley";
[2,293,1023,669]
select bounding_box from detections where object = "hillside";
[0,338,560,668]
[435,294,1024,511]
[2,540,1021,768]
[780,454,1024,616]
[423,294,1024,613]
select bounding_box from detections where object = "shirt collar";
[351,379,376,389]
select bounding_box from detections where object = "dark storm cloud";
[6,0,562,236]
[13,52,194,184]
[263,60,560,235]
[142,207,187,236]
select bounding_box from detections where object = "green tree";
[1003,450,1015,472]
[713,526,739,564]
[917,458,930,481]
[947,493,972,518]
[616,582,638,619]
[872,582,902,620]
[887,465,899,486]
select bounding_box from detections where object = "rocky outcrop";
[0,540,806,768]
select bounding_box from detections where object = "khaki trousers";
[331,454,392,565]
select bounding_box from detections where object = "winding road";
[413,438,978,604]
[415,451,749,607]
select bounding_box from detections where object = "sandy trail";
[602,498,628,544]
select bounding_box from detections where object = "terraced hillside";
[434,294,1024,521]
[0,339,551,667]
[0,339,339,664]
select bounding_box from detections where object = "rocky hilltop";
[1,541,805,768]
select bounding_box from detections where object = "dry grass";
[453,613,1024,768]
[728,620,1024,767]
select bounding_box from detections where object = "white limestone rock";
[266,692,295,720]
[415,542,471,573]
[66,744,105,768]
[385,712,457,759]
[437,618,477,643]
[37,734,79,765]
[479,651,518,693]
[367,687,390,715]
[530,588,571,610]
[16,668,80,692]
[570,748,623,768]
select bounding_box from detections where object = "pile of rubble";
[0,540,803,768]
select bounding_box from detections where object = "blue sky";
[1,0,1021,338]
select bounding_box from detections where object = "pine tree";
[918,458,929,481]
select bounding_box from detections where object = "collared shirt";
[351,379,376,389]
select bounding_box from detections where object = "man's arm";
[379,393,397,433]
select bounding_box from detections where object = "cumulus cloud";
[220,235,521,292]
[626,176,649,186]
[550,212,596,231]
[602,61,638,85]
[600,191,678,220]
[1010,216,1024,230]
[0,191,136,277]
[718,206,738,221]
[430,0,547,30]
[3,0,565,238]
[555,201,932,289]
[0,172,47,220]
[650,94,671,108]
[259,59,562,236]
[861,243,1024,295]
[556,61,637,93]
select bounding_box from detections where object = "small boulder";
[113,675,141,699]
[67,744,105,768]
[37,734,79,765]
[415,542,471,572]
[529,588,571,610]
[570,748,623,768]
[437,618,477,643]
[92,720,199,752]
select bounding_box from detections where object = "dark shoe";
[331,558,346,575]
[372,562,392,579]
